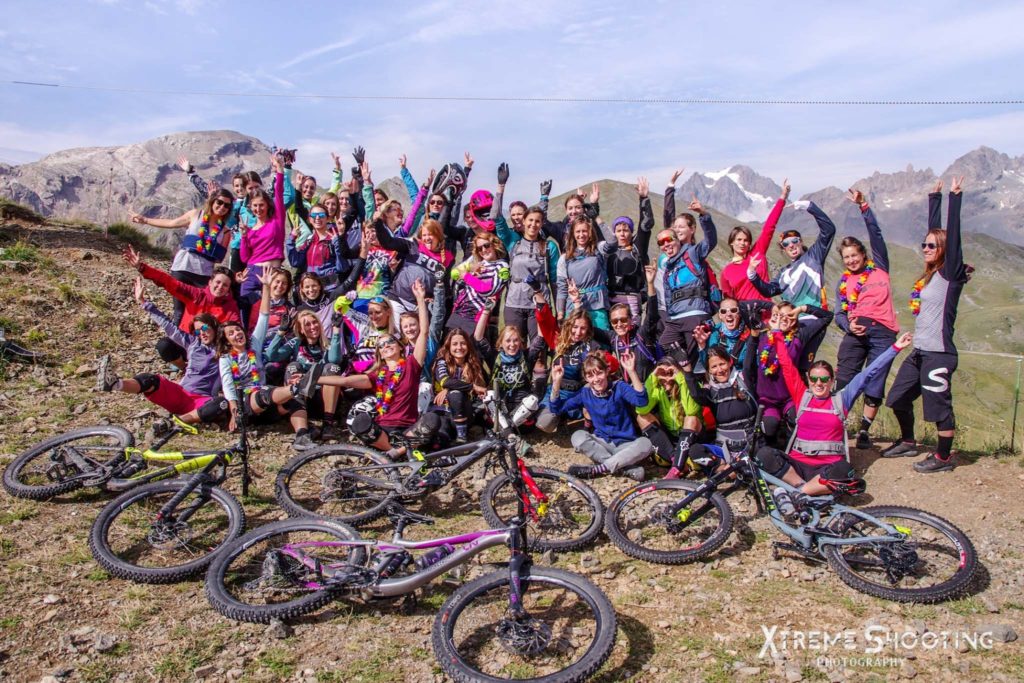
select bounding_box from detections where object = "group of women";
[96,146,969,498]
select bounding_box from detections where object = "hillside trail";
[0,218,1021,682]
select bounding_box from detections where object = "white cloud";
[280,37,361,70]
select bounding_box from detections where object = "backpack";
[681,251,723,306]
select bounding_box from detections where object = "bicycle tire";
[480,467,605,552]
[274,444,399,526]
[88,479,245,584]
[822,505,977,603]
[605,479,734,564]
[432,566,617,683]
[205,518,365,624]
[3,426,134,500]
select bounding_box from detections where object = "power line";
[6,80,1024,106]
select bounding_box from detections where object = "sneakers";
[913,453,955,474]
[319,423,344,443]
[880,441,918,458]
[96,355,119,392]
[568,464,606,479]
[621,466,646,482]
[292,433,316,452]
[855,430,872,450]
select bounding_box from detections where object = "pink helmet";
[469,189,493,214]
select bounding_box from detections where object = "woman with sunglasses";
[285,202,348,285]
[657,198,719,366]
[332,293,398,374]
[219,271,314,450]
[755,325,913,508]
[302,281,431,451]
[884,177,968,474]
[830,189,901,451]
[122,245,240,372]
[556,215,616,330]
[694,297,754,371]
[448,232,509,338]
[635,357,704,478]
[609,264,660,381]
[173,156,254,274]
[375,211,453,319]
[97,278,227,428]
[129,187,236,325]
[746,200,837,372]
[603,177,655,327]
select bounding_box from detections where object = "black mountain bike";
[605,409,977,603]
[274,397,604,552]
[206,397,617,683]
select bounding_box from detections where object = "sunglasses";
[808,374,832,384]
[476,242,493,250]
[213,198,232,208]
[378,335,399,347]
[781,237,802,248]
[610,317,631,326]
[195,324,212,333]
[921,242,938,250]
[310,212,327,219]
[657,237,675,247]
[428,199,445,206]
[719,307,739,314]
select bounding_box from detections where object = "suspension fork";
[506,528,530,618]
[155,457,222,523]
[517,460,547,521]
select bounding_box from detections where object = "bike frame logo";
[758,625,994,659]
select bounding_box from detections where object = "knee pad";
[641,424,673,466]
[348,413,381,445]
[535,410,558,433]
[862,394,883,409]
[321,363,342,376]
[762,415,781,437]
[754,446,788,479]
[197,397,229,423]
[285,362,303,382]
[404,412,442,450]
[133,373,161,395]
[253,387,275,411]
[936,414,955,431]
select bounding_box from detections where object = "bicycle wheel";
[432,566,617,683]
[89,479,245,584]
[480,467,604,552]
[205,518,365,624]
[822,505,978,603]
[3,425,134,500]
[274,444,399,526]
[605,479,734,564]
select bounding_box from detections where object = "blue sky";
[3,0,1024,198]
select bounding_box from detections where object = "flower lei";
[909,277,926,316]
[194,213,223,254]
[229,349,261,395]
[838,260,875,313]
[374,358,406,415]
[758,330,796,377]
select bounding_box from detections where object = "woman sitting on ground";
[432,328,489,442]
[548,350,652,482]
[218,271,314,450]
[535,308,606,433]
[635,357,704,478]
[96,277,227,428]
[123,244,240,371]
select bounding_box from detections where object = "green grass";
[85,568,111,581]
[256,647,298,679]
[0,240,43,264]
[0,616,22,629]
[154,631,227,678]
[0,504,39,524]
[946,596,986,616]
[105,222,172,258]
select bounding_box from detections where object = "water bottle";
[511,395,540,426]
[773,486,796,519]
[414,544,455,570]
[378,551,411,578]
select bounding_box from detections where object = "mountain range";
[2,131,1024,249]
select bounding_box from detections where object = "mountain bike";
[4,416,200,499]
[206,397,617,683]
[274,396,604,552]
[605,409,977,603]
[87,421,251,583]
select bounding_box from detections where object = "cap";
[613,216,635,233]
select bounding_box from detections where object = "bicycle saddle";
[385,504,435,526]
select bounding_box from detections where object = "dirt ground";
[0,219,1022,682]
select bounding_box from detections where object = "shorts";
[138,374,212,417]
[885,348,957,424]
[835,322,897,399]
[756,445,853,483]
